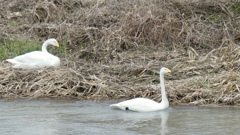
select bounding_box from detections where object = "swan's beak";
[56,42,59,47]
[167,69,171,73]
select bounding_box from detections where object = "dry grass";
[0,0,240,105]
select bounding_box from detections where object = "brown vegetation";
[0,0,240,105]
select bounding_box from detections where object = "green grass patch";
[231,2,240,14]
[0,38,40,61]
[0,38,67,61]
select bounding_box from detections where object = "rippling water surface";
[0,99,240,135]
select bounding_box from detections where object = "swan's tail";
[110,103,128,110]
[6,59,35,69]
[109,104,120,108]
[6,59,20,65]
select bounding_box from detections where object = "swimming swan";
[6,38,60,69]
[110,67,171,112]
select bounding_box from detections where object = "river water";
[0,99,240,135]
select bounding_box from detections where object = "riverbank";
[0,0,240,105]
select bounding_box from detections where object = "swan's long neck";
[42,41,49,53]
[160,72,168,103]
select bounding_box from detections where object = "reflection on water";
[111,108,170,135]
[0,99,240,135]
[123,110,169,135]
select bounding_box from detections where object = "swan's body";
[110,67,171,112]
[6,38,60,69]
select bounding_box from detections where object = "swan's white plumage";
[6,38,60,69]
[110,67,171,112]
[110,98,168,112]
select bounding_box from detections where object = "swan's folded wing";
[110,98,160,112]
[10,51,50,63]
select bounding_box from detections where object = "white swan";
[110,67,171,112]
[6,38,60,69]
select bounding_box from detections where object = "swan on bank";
[6,38,60,69]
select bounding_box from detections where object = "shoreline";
[1,60,240,106]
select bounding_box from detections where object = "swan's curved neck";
[160,72,168,103]
[42,41,49,53]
